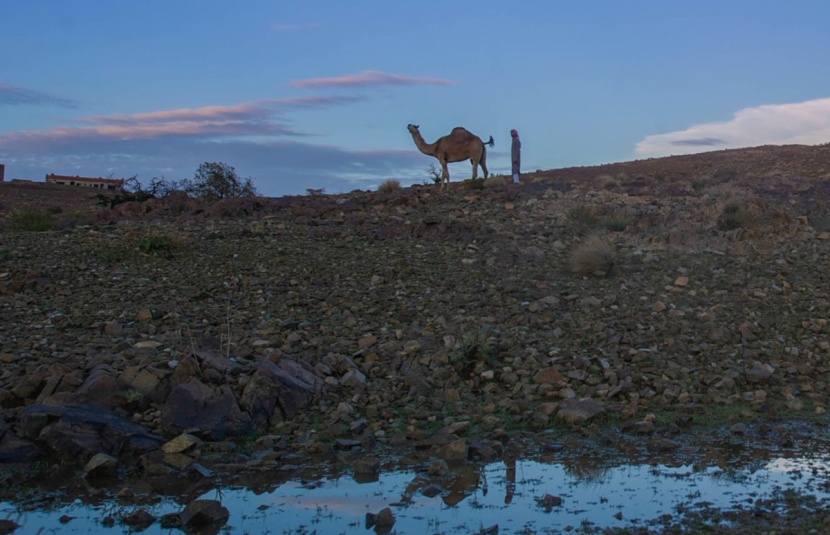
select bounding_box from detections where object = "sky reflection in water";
[3,454,830,534]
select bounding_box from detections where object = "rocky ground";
[2,144,830,533]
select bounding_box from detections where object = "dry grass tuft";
[571,235,615,277]
[483,176,510,188]
[377,179,401,192]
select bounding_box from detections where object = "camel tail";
[485,136,494,147]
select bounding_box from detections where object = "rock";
[427,459,449,476]
[635,420,655,435]
[162,433,202,454]
[538,493,563,510]
[18,405,164,462]
[178,499,229,529]
[352,457,380,479]
[746,361,775,383]
[556,398,605,424]
[435,438,467,462]
[239,357,324,427]
[340,369,367,389]
[365,507,395,533]
[0,520,20,534]
[0,419,40,462]
[533,367,565,384]
[161,379,251,439]
[730,423,748,435]
[84,452,118,477]
[120,508,156,531]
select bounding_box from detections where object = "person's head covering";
[510,129,518,137]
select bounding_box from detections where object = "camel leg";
[441,160,450,188]
[470,158,478,180]
[480,153,489,179]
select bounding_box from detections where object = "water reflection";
[3,447,830,534]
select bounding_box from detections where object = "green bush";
[718,201,746,230]
[567,205,599,227]
[10,210,54,231]
[134,231,177,254]
[602,215,632,232]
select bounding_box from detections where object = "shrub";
[571,235,615,277]
[567,205,599,228]
[180,162,258,201]
[483,176,509,188]
[377,179,401,192]
[10,210,53,231]
[133,231,178,255]
[463,178,485,190]
[718,200,746,231]
[601,210,632,232]
[691,179,708,193]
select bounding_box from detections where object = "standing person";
[511,129,521,184]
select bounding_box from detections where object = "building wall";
[45,174,124,190]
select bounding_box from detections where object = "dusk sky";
[3,1,830,197]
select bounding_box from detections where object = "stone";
[556,398,605,424]
[84,452,118,477]
[435,438,467,462]
[18,405,164,462]
[240,356,324,427]
[162,433,202,454]
[120,509,156,531]
[179,499,229,529]
[533,367,565,384]
[161,380,252,440]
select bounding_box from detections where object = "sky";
[2,1,830,197]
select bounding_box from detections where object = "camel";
[407,124,494,187]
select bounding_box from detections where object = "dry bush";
[483,176,510,188]
[571,235,615,277]
[377,178,401,192]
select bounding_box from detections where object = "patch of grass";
[133,230,178,255]
[462,178,485,190]
[47,206,63,215]
[10,209,54,231]
[567,204,599,228]
[483,176,509,188]
[377,178,401,192]
[718,200,747,231]
[571,235,615,277]
[691,179,708,193]
[601,211,632,232]
[448,325,497,375]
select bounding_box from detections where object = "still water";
[3,441,830,535]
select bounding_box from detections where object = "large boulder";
[160,379,252,440]
[16,405,164,463]
[240,356,325,426]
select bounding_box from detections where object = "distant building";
[45,174,124,190]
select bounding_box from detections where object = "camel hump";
[451,127,472,136]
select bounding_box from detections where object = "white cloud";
[635,97,830,157]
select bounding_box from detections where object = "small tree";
[97,175,181,207]
[182,162,258,201]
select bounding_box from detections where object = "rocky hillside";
[1,143,830,474]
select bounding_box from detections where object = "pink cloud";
[289,70,457,89]
[1,96,361,148]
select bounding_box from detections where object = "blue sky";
[2,1,830,197]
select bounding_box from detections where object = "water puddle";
[3,435,830,534]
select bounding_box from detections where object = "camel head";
[407,124,420,135]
